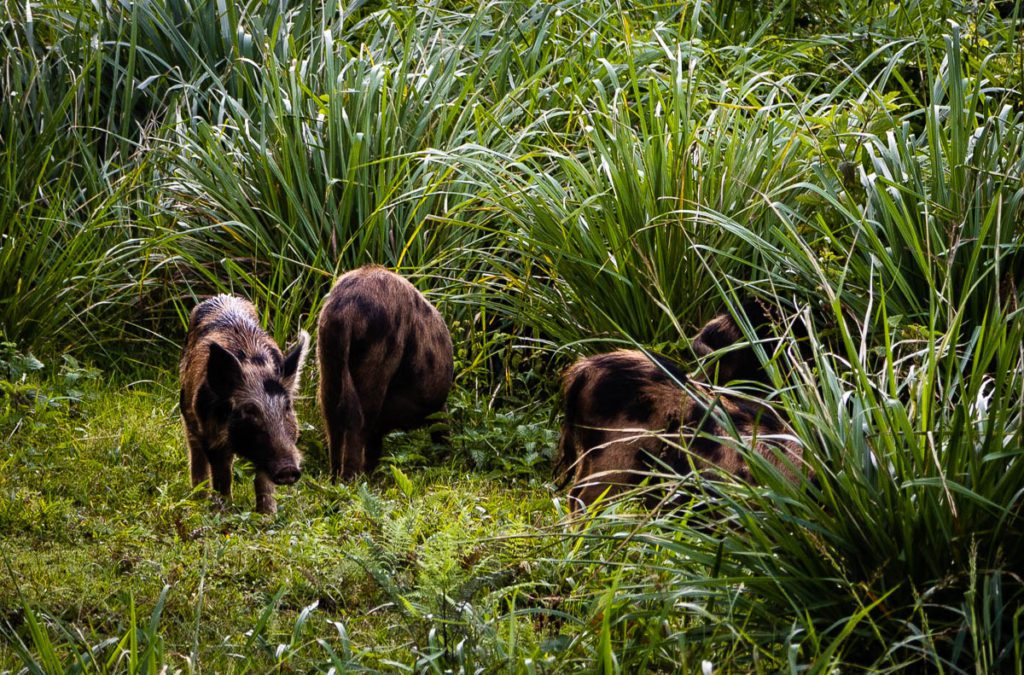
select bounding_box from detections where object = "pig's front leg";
[208,451,233,508]
[255,471,277,514]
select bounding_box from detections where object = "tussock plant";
[155,3,541,338]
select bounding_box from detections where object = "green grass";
[0,363,565,671]
[3,0,1024,670]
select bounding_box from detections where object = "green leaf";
[391,465,415,499]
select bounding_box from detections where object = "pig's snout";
[271,465,301,485]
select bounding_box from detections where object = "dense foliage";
[2,0,1022,671]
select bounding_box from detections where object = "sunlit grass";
[0,368,561,671]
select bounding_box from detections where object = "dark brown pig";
[179,295,309,514]
[554,349,805,511]
[317,266,454,480]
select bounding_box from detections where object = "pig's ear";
[207,342,242,398]
[281,330,310,394]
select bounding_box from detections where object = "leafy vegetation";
[2,0,1023,671]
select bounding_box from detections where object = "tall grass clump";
[724,29,1024,334]
[546,18,1024,671]
[553,295,1024,669]
[0,1,171,351]
[154,3,553,338]
[468,67,817,347]
[449,4,953,350]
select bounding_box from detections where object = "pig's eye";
[238,402,261,419]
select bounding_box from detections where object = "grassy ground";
[0,363,568,671]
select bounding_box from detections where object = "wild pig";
[179,295,309,514]
[317,265,454,480]
[554,349,804,511]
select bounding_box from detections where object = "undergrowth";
[0,353,562,672]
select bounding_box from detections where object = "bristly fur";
[179,294,309,514]
[317,266,454,480]
[556,303,808,511]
